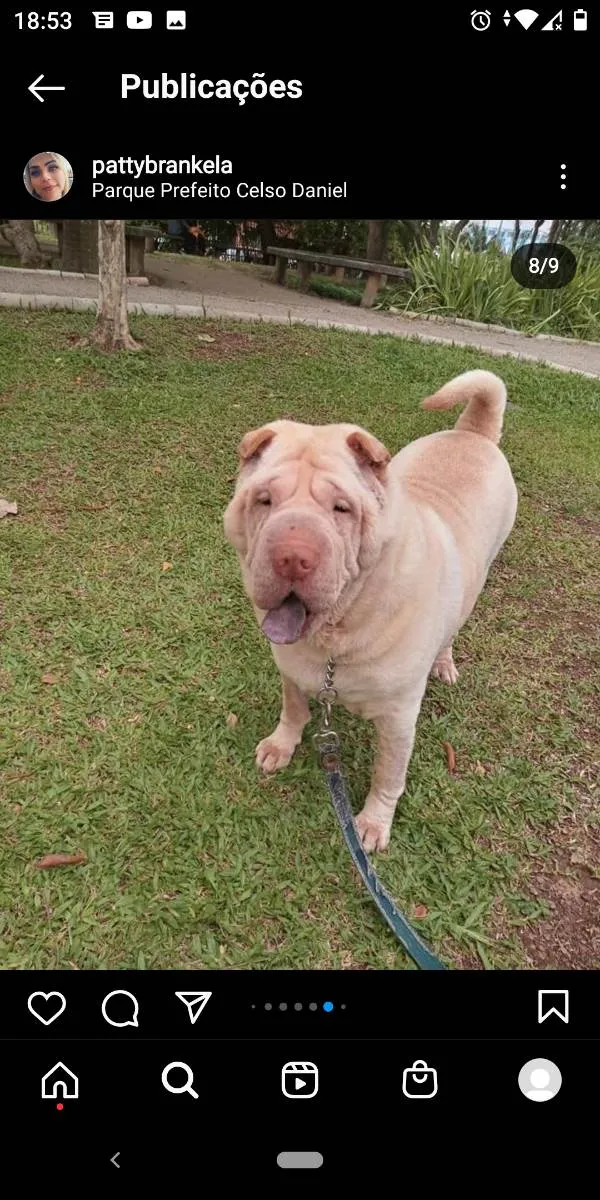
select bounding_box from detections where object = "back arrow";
[28,74,66,103]
[110,1152,120,1169]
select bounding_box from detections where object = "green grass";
[0,311,598,970]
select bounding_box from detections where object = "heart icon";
[27,991,67,1026]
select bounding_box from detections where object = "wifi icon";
[514,8,539,27]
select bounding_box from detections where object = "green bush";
[377,233,600,340]
[303,276,363,305]
[283,270,364,306]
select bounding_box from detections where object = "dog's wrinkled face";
[223,419,391,644]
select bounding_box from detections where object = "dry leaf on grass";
[226,712,239,728]
[0,498,18,518]
[41,673,59,685]
[414,904,429,919]
[197,334,216,343]
[442,741,456,773]
[161,561,173,572]
[34,851,87,870]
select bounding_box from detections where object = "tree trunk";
[366,220,390,263]
[511,219,521,252]
[60,219,99,273]
[89,221,139,351]
[529,219,545,249]
[3,220,47,267]
[548,218,562,242]
[450,219,470,241]
[258,219,276,264]
[427,219,442,248]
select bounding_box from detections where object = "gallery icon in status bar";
[167,10,187,27]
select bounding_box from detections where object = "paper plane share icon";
[175,991,212,1024]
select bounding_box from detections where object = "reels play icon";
[281,1062,319,1099]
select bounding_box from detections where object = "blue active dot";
[323,1001,334,1013]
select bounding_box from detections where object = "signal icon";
[541,9,562,29]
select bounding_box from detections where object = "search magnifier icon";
[161,1061,199,1100]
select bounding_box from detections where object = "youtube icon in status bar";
[127,10,152,28]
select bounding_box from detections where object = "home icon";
[41,1062,79,1100]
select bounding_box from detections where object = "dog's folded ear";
[238,426,276,464]
[346,430,391,478]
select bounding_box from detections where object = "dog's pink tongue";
[261,594,307,644]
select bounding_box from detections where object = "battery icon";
[573,9,587,29]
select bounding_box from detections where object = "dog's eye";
[256,495,271,506]
[334,502,350,513]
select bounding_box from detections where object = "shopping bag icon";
[402,1059,438,1099]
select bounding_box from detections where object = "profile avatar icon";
[518,1057,562,1103]
[24,151,73,202]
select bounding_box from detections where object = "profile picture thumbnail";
[23,151,73,202]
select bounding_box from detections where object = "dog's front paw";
[355,809,391,853]
[430,657,459,685]
[255,734,296,774]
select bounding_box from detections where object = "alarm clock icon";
[471,10,492,30]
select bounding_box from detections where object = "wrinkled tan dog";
[224,370,518,853]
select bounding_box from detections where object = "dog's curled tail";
[421,370,507,445]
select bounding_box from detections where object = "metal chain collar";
[312,656,341,771]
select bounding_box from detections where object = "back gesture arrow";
[28,74,66,102]
[110,1151,121,1168]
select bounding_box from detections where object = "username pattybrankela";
[91,158,347,201]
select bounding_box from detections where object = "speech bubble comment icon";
[101,990,140,1028]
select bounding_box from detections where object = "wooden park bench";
[267,245,413,308]
[124,223,161,275]
[50,221,160,277]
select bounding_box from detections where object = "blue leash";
[314,660,447,972]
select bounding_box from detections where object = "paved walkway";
[1,255,599,378]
